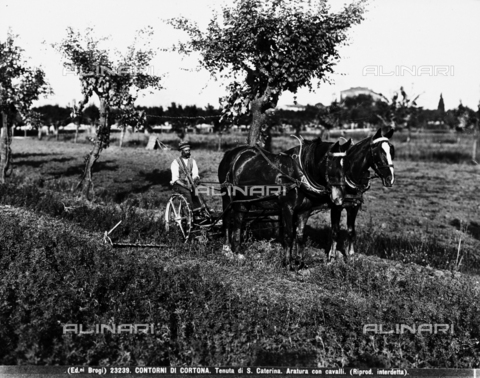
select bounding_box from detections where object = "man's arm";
[192,159,200,181]
[170,160,179,185]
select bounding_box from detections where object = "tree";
[454,101,477,132]
[0,32,51,183]
[83,104,100,130]
[32,104,71,140]
[54,27,162,199]
[375,87,421,141]
[437,93,445,115]
[170,0,366,149]
[166,102,187,139]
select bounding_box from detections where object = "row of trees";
[7,0,478,200]
[29,103,219,129]
[31,94,480,136]
[2,0,367,195]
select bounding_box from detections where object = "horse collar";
[345,174,370,193]
[324,152,346,188]
[295,140,328,194]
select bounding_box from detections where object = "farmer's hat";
[178,142,191,151]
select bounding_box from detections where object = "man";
[170,141,209,217]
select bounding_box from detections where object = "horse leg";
[345,205,360,259]
[280,204,295,269]
[232,203,248,258]
[295,210,311,269]
[221,188,232,254]
[328,206,342,262]
[221,191,233,254]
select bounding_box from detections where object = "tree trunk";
[76,98,110,199]
[119,125,126,148]
[295,124,301,137]
[217,132,222,151]
[0,112,12,184]
[247,86,277,147]
[37,126,42,140]
[74,123,79,143]
[473,139,478,164]
[55,126,59,141]
[247,97,268,146]
[264,126,272,152]
[24,127,27,138]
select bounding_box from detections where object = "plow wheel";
[164,194,193,241]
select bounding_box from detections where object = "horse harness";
[344,136,395,202]
[221,146,301,196]
[221,140,345,198]
[290,135,346,194]
[369,136,395,176]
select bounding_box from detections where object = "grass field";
[1,131,480,367]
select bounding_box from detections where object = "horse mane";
[346,135,370,159]
[344,135,371,183]
[300,137,330,182]
[301,136,322,146]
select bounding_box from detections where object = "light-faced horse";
[328,127,395,261]
[218,138,352,269]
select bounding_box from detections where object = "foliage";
[170,0,366,131]
[53,27,163,139]
[0,180,479,367]
[32,105,72,126]
[453,101,478,131]
[0,31,52,120]
[1,139,480,367]
[374,87,421,130]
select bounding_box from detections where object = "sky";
[1,0,479,111]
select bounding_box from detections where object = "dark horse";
[327,127,395,261]
[218,138,352,268]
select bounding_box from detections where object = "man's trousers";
[172,183,204,212]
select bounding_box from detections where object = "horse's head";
[369,128,395,187]
[327,139,352,206]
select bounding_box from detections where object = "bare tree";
[374,87,421,142]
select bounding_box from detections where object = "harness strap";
[345,175,371,192]
[372,137,389,144]
[370,136,395,170]
[291,135,331,194]
[222,146,257,188]
[346,135,394,191]
[177,157,194,188]
[253,145,300,186]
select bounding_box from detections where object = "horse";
[327,127,395,262]
[218,138,352,269]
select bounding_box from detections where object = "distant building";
[195,123,214,133]
[339,87,383,102]
[282,104,307,111]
